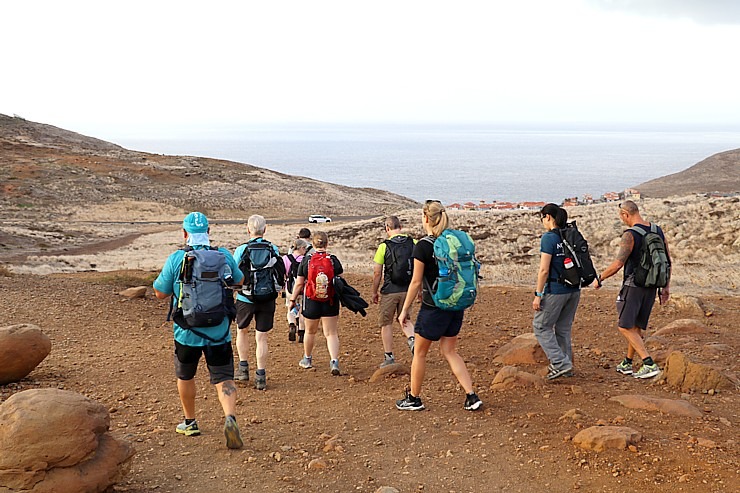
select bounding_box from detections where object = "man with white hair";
[232,215,283,390]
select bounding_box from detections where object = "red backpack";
[305,252,335,303]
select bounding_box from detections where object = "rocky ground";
[1,269,737,493]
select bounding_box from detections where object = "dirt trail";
[1,272,737,493]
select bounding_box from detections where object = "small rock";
[308,458,327,470]
[572,426,642,452]
[119,286,148,299]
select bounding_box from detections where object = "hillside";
[0,114,417,219]
[634,148,740,198]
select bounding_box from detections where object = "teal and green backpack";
[422,229,480,311]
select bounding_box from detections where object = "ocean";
[116,124,740,204]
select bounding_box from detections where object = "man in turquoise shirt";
[153,212,244,449]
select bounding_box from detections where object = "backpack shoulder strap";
[628,225,648,237]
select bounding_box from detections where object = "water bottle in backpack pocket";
[305,252,335,303]
[172,247,232,329]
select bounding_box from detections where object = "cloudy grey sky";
[2,0,739,135]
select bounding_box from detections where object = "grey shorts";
[174,341,234,384]
[236,299,276,332]
[616,284,657,330]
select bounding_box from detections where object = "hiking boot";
[299,355,313,369]
[288,323,297,342]
[223,415,243,450]
[407,336,415,355]
[379,355,396,368]
[235,363,249,381]
[297,330,305,343]
[633,363,660,379]
[176,419,200,436]
[546,364,573,381]
[255,373,266,390]
[464,392,483,411]
[330,359,341,376]
[616,359,634,375]
[396,390,424,411]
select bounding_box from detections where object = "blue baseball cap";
[182,212,209,233]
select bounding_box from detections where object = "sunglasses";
[425,199,441,205]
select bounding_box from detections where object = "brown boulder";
[668,294,706,317]
[490,366,545,391]
[0,388,135,492]
[368,363,410,383]
[0,324,51,385]
[653,319,709,337]
[572,426,642,452]
[609,394,703,418]
[493,333,547,365]
[660,351,733,392]
[118,286,148,298]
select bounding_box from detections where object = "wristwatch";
[534,291,543,297]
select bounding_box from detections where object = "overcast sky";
[2,0,740,136]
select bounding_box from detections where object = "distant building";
[518,201,546,210]
[624,188,641,200]
[463,201,477,211]
[562,197,578,207]
[603,191,619,202]
[583,193,594,204]
[493,202,517,210]
[447,203,463,210]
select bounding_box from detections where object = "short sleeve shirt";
[153,246,244,347]
[413,236,438,307]
[232,238,281,304]
[540,230,580,295]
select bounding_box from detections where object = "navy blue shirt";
[541,230,580,295]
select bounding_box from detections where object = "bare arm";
[599,231,633,283]
[398,258,424,324]
[532,253,551,311]
[372,263,383,304]
[153,288,170,300]
[288,276,305,309]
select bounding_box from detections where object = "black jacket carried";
[332,276,369,317]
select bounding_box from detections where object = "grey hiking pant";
[533,291,581,371]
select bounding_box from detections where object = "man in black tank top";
[596,200,671,380]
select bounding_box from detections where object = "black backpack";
[384,236,415,286]
[238,240,286,302]
[629,224,670,288]
[556,221,598,288]
[285,254,300,293]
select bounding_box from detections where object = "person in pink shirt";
[284,239,309,342]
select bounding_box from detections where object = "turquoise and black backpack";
[422,229,480,311]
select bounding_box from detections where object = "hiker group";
[154,198,671,449]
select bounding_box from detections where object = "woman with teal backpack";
[396,200,482,412]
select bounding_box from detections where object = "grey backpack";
[170,247,236,337]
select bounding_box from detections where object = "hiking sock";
[239,361,249,368]
[256,369,266,376]
[226,414,236,421]
[185,418,196,425]
[623,357,633,365]
[385,352,394,360]
[642,356,654,366]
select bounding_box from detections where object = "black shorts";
[174,340,234,384]
[236,299,276,332]
[414,305,465,341]
[302,296,340,320]
[616,284,657,330]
